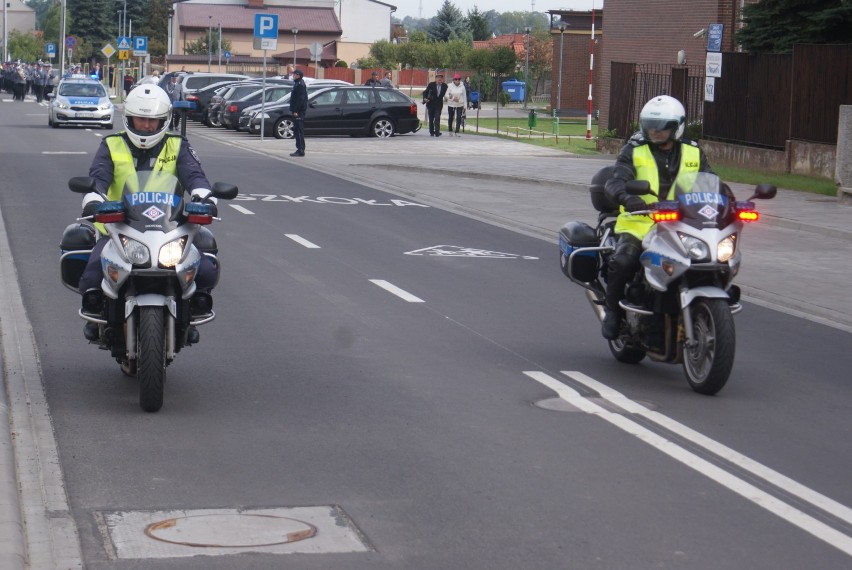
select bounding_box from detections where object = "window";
[377,90,408,104]
[345,89,373,104]
[312,90,343,106]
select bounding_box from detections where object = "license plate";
[77,112,94,118]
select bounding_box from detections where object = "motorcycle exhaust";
[585,289,606,322]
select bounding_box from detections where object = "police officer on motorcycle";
[79,84,218,343]
[601,95,713,340]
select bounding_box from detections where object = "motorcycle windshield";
[669,172,733,229]
[120,171,184,233]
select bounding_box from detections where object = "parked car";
[47,77,114,129]
[221,84,293,130]
[237,81,350,131]
[209,79,292,128]
[249,86,420,139]
[184,79,251,123]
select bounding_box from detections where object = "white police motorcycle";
[559,170,776,395]
[60,171,238,412]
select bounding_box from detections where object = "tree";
[24,0,53,30]
[184,32,232,56]
[466,6,490,41]
[137,0,170,58]
[736,0,852,53]
[7,30,43,62]
[428,0,467,42]
[69,0,116,48]
[369,40,399,69]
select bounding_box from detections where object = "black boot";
[601,309,621,340]
[83,322,100,341]
[186,326,200,344]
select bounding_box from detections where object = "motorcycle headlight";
[119,235,150,265]
[158,236,187,268]
[717,235,737,262]
[678,233,710,261]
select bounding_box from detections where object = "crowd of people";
[1,61,57,102]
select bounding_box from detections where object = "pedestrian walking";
[422,72,447,137]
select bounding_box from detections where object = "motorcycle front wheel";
[683,299,735,395]
[137,306,167,412]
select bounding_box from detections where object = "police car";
[48,77,114,129]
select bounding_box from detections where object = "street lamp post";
[291,28,298,69]
[208,16,212,72]
[556,22,568,134]
[523,26,531,109]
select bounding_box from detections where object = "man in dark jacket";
[422,72,447,136]
[289,69,308,157]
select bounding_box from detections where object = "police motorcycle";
[60,171,238,412]
[559,169,776,395]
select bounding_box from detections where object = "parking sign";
[253,14,278,50]
[133,36,148,56]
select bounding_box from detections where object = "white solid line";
[561,370,852,527]
[41,151,88,155]
[229,204,255,215]
[285,234,321,248]
[524,371,852,558]
[369,279,424,303]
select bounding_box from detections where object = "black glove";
[624,196,647,212]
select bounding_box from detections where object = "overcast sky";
[392,0,602,20]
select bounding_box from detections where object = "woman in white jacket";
[444,73,467,136]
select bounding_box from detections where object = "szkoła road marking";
[524,371,852,558]
[405,245,538,259]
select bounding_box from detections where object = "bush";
[685,120,703,140]
[497,91,510,107]
[334,60,348,68]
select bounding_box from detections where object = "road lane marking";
[562,370,852,527]
[369,280,424,303]
[285,234,320,248]
[229,204,255,215]
[405,245,538,259]
[524,371,852,558]
[42,151,88,154]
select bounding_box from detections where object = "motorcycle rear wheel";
[683,299,735,395]
[608,337,646,364]
[137,306,167,412]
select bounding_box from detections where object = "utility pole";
[523,26,531,109]
[208,16,212,72]
[556,22,568,134]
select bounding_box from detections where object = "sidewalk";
[193,125,852,332]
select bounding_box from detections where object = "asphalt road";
[1,99,851,569]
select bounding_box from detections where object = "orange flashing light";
[95,212,126,224]
[737,211,760,222]
[652,211,680,222]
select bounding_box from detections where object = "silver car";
[48,78,114,129]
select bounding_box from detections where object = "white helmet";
[123,85,172,149]
[639,95,686,144]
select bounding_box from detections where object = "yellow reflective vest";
[614,143,701,240]
[95,135,182,234]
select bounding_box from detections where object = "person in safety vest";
[78,84,217,343]
[600,95,713,340]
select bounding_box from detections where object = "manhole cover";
[145,513,316,548]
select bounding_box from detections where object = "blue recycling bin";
[501,79,526,103]
[470,90,480,109]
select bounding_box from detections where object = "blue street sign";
[64,36,76,49]
[224,51,232,61]
[707,24,724,52]
[133,36,148,55]
[117,36,131,50]
[46,43,56,56]
[254,14,279,38]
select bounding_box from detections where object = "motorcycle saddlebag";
[558,221,599,282]
[59,222,96,289]
[590,166,620,213]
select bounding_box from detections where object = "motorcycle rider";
[601,95,713,340]
[78,84,218,343]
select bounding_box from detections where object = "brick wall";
[598,0,734,130]
[551,30,601,116]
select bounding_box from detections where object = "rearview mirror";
[212,182,239,200]
[68,177,97,194]
[748,183,777,200]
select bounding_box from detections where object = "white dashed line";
[285,234,321,248]
[369,280,424,303]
